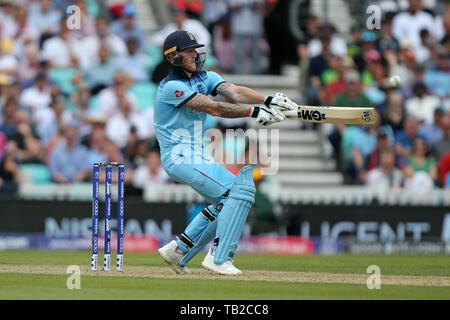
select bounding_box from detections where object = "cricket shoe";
[201,247,242,275]
[158,240,190,274]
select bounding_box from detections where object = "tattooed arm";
[185,93,250,118]
[215,82,266,104]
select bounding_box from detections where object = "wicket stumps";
[91,162,125,271]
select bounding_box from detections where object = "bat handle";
[282,107,299,119]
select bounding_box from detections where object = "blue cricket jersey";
[154,68,226,161]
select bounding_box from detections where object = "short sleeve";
[206,71,226,96]
[160,80,198,108]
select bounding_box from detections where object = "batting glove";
[265,93,298,117]
[249,105,285,126]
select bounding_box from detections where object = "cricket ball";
[389,75,402,87]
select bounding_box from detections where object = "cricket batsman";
[156,30,297,275]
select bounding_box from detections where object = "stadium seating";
[129,82,157,111]
[48,68,79,95]
[19,164,52,184]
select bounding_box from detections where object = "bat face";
[292,106,377,125]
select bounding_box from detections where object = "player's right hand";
[249,105,286,126]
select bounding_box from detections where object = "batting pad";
[214,166,256,264]
[179,217,218,266]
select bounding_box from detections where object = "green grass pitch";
[0,250,449,300]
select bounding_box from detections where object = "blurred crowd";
[300,0,450,192]
[0,0,449,196]
[0,0,168,195]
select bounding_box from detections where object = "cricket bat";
[283,105,376,125]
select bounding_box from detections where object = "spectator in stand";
[0,151,19,193]
[101,138,127,167]
[349,116,380,184]
[374,76,398,116]
[0,97,19,136]
[115,37,150,82]
[13,5,40,43]
[391,0,438,59]
[381,92,405,134]
[328,70,372,171]
[76,16,127,70]
[438,151,450,188]
[322,56,355,105]
[167,0,204,20]
[320,53,341,87]
[81,115,107,164]
[35,97,67,147]
[212,18,234,74]
[28,0,62,48]
[105,96,148,149]
[152,6,211,52]
[97,72,139,118]
[17,41,41,86]
[0,101,44,164]
[66,86,94,137]
[0,0,18,40]
[81,45,121,95]
[296,14,322,91]
[361,126,395,179]
[263,0,298,75]
[41,18,79,69]
[109,3,147,54]
[388,40,416,87]
[435,3,450,42]
[424,49,450,101]
[405,81,441,125]
[19,71,51,116]
[347,21,363,58]
[0,81,21,110]
[361,52,390,107]
[394,116,423,158]
[401,161,435,194]
[0,38,19,75]
[307,22,347,59]
[132,149,171,190]
[98,138,133,187]
[352,31,378,77]
[402,63,432,99]
[440,35,450,57]
[306,29,333,105]
[49,124,91,183]
[366,147,403,191]
[431,112,450,163]
[418,107,445,145]
[360,47,382,87]
[377,13,399,54]
[407,136,438,183]
[334,70,371,108]
[123,138,150,169]
[229,0,265,75]
[203,0,231,38]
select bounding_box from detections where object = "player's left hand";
[265,93,298,116]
